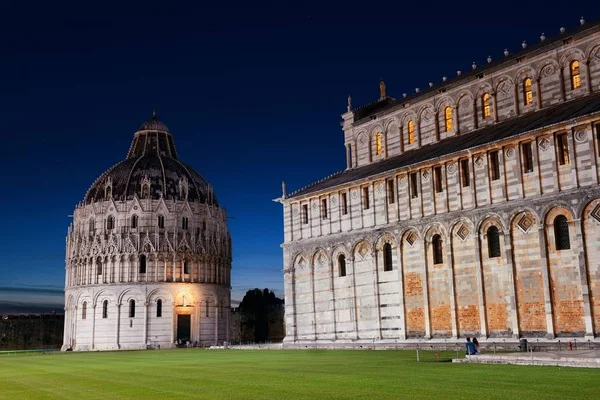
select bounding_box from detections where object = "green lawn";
[0,349,598,399]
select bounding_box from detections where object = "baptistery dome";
[62,112,231,351]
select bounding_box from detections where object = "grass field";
[0,349,598,399]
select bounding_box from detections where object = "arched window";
[184,261,190,274]
[487,226,501,258]
[156,299,162,318]
[444,107,453,132]
[131,215,138,229]
[182,217,189,230]
[141,184,150,199]
[129,300,135,318]
[96,260,102,276]
[554,215,571,250]
[205,302,209,317]
[375,132,382,155]
[408,120,415,144]
[139,254,146,274]
[105,186,112,201]
[107,215,115,230]
[432,234,443,264]
[158,215,165,229]
[102,300,108,319]
[523,78,533,105]
[338,254,346,277]
[570,60,581,89]
[82,302,87,320]
[383,243,393,271]
[482,93,491,119]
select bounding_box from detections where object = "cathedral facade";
[62,113,231,351]
[279,20,600,343]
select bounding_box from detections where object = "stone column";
[538,224,555,338]
[310,263,317,341]
[513,84,520,116]
[346,145,351,169]
[585,61,593,94]
[474,233,488,337]
[350,256,359,340]
[115,303,121,349]
[143,301,149,347]
[329,260,337,341]
[214,301,219,345]
[422,239,431,339]
[454,106,460,135]
[434,112,440,141]
[91,304,96,350]
[371,250,383,340]
[559,67,566,102]
[416,119,422,148]
[472,99,479,129]
[446,238,458,338]
[396,243,407,340]
[226,294,230,344]
[574,218,595,338]
[504,230,520,338]
[492,92,499,122]
[535,78,542,110]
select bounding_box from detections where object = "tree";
[238,288,284,343]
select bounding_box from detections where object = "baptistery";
[62,112,231,351]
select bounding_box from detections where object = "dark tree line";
[238,288,284,343]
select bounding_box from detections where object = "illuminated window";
[570,60,581,89]
[131,215,138,229]
[157,215,165,229]
[362,187,370,210]
[554,215,570,250]
[129,300,135,318]
[487,226,501,258]
[489,151,500,181]
[383,243,393,271]
[82,302,87,320]
[408,121,415,144]
[341,193,348,215]
[524,78,533,105]
[156,299,162,318]
[338,254,346,277]
[482,93,491,119]
[102,300,108,319]
[106,215,115,230]
[375,132,383,155]
[557,133,569,165]
[387,179,395,204]
[444,107,453,132]
[139,254,146,274]
[432,235,443,264]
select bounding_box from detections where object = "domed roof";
[83,112,218,206]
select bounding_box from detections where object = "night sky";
[0,0,597,313]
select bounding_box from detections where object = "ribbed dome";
[83,113,217,206]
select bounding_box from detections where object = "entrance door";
[177,314,191,343]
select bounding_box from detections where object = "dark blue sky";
[0,0,597,312]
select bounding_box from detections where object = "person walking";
[472,337,480,354]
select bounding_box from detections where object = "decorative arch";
[117,288,143,307]
[456,90,474,109]
[292,253,310,270]
[515,66,537,83]
[147,288,173,304]
[400,227,421,248]
[374,232,396,250]
[559,48,587,68]
[494,76,515,93]
[175,291,196,307]
[331,244,350,260]
[423,223,447,242]
[474,83,493,99]
[311,248,329,269]
[585,41,600,61]
[93,290,115,307]
[352,240,372,260]
[477,213,507,234]
[435,95,456,113]
[537,59,560,79]
[400,110,418,126]
[417,103,435,123]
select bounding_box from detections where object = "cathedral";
[279,19,600,344]
[62,112,231,351]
